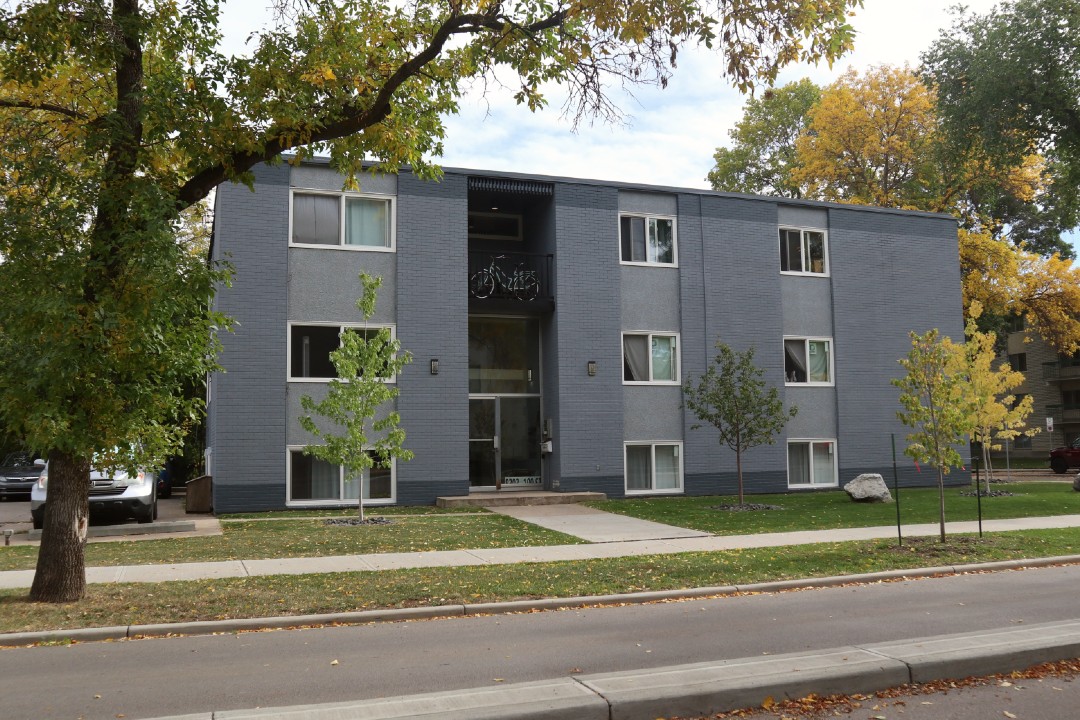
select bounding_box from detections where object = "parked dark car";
[0,451,42,499]
[1050,438,1080,474]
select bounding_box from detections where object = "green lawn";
[218,506,489,519]
[2,528,1077,634]
[586,482,1080,535]
[0,514,583,571]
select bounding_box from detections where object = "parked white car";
[30,461,157,529]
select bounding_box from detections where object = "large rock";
[844,473,893,503]
[1073,473,1080,492]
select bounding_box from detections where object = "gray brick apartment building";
[206,159,964,512]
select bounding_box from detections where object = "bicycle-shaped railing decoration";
[469,254,541,301]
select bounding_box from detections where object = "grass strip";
[0,515,583,571]
[1,528,1077,635]
[219,506,489,519]
[586,483,1080,535]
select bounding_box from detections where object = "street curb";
[4,554,1079,648]
[142,619,1080,720]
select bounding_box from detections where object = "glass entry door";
[469,396,541,490]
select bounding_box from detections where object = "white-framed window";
[779,227,828,275]
[624,442,683,494]
[787,439,837,488]
[290,189,394,251]
[784,337,833,385]
[620,213,677,266]
[287,447,395,505]
[288,322,396,382]
[622,332,680,384]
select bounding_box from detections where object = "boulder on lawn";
[843,473,893,503]
[1073,473,1080,492]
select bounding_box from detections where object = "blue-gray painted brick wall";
[209,163,291,512]
[394,172,471,503]
[828,208,966,484]
[551,183,625,493]
[691,196,793,494]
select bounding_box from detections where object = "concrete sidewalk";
[3,511,1080,589]
[146,618,1080,719]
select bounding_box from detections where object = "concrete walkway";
[488,504,712,542]
[4,511,1080,590]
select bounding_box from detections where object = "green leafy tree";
[892,329,969,542]
[299,274,413,522]
[0,0,861,601]
[683,342,797,505]
[922,0,1080,246]
[707,78,821,197]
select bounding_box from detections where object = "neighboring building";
[998,321,1080,461]
[205,160,965,512]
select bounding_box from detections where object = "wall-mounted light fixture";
[587,361,597,377]
[430,359,439,375]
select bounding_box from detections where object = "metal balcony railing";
[468,251,553,303]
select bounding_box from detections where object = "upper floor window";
[291,191,393,250]
[620,214,676,266]
[779,227,827,275]
[289,323,396,381]
[1009,353,1028,372]
[785,337,832,385]
[623,332,679,384]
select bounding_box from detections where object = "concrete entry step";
[436,491,606,508]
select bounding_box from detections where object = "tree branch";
[175,7,568,209]
[0,98,89,121]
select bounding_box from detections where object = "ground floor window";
[787,439,837,488]
[287,447,394,504]
[625,442,683,494]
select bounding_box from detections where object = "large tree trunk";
[30,452,91,602]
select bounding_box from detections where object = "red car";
[1050,438,1080,474]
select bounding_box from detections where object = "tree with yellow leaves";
[954,304,1038,491]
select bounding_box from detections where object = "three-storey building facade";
[206,160,964,512]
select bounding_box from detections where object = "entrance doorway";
[468,317,542,490]
[469,397,542,489]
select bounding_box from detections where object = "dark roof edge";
[289,155,958,223]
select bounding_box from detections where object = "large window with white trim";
[288,323,396,381]
[288,448,394,504]
[784,337,833,385]
[779,227,827,274]
[623,332,679,384]
[787,440,837,488]
[625,442,683,494]
[291,191,394,250]
[620,214,676,265]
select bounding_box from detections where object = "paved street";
[4,563,1080,719]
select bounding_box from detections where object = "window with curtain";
[291,191,392,249]
[292,193,340,245]
[290,449,394,503]
[787,440,836,487]
[785,338,832,384]
[620,214,676,265]
[625,443,683,493]
[778,227,827,274]
[623,333,679,383]
[345,197,389,247]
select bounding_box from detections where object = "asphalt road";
[3,564,1080,719]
